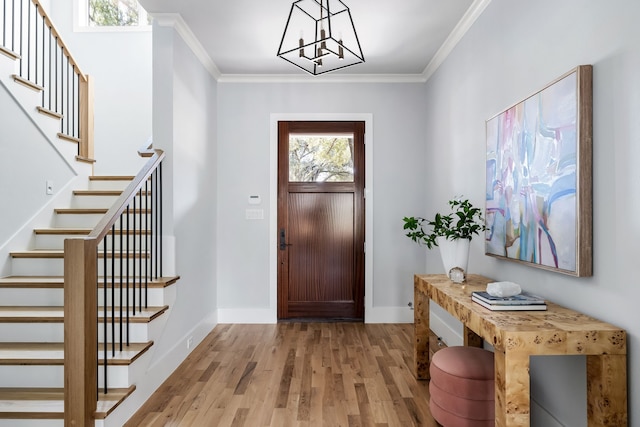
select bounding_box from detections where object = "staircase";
[0,176,179,427]
[0,2,179,425]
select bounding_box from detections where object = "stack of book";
[471,291,547,311]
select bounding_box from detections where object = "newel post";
[64,238,98,427]
[79,75,95,160]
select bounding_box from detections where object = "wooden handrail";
[31,0,87,81]
[88,149,164,242]
[65,149,164,426]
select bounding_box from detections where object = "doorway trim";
[269,113,373,323]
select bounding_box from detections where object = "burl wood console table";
[414,274,627,427]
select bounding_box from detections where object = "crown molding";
[151,13,221,80]
[421,0,492,81]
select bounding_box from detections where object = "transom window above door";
[288,133,355,182]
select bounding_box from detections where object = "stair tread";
[0,306,169,323]
[10,250,150,258]
[34,227,151,235]
[0,385,135,419]
[0,276,179,288]
[73,190,123,196]
[73,190,150,196]
[0,46,20,60]
[89,176,135,181]
[54,208,151,214]
[0,342,153,365]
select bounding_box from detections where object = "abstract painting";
[485,65,592,276]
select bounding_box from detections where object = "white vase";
[436,236,470,279]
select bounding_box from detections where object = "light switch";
[246,209,264,220]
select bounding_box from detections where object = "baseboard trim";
[365,306,414,323]
[217,308,276,324]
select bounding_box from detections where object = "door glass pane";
[289,134,355,182]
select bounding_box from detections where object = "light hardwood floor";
[125,323,439,427]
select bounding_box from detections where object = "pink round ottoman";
[429,346,495,427]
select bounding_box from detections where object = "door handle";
[279,228,292,250]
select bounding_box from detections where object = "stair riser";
[55,213,150,229]
[70,195,120,209]
[0,287,166,307]
[0,322,153,343]
[11,258,156,277]
[0,364,132,388]
[35,234,154,250]
[89,180,133,191]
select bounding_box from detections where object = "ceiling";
[138,0,488,81]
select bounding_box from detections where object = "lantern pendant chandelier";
[277,0,365,75]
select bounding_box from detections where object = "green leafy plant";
[403,198,487,249]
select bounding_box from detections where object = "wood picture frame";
[485,65,593,277]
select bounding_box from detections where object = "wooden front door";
[277,121,365,320]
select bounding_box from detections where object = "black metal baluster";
[34,4,37,85]
[126,205,130,346]
[76,72,80,138]
[26,0,30,80]
[41,11,45,106]
[71,68,75,139]
[60,47,64,133]
[48,19,51,109]
[66,58,70,135]
[153,170,158,279]
[159,162,163,277]
[138,191,143,312]
[119,213,123,352]
[11,0,14,52]
[102,237,108,394]
[145,179,149,308]
[54,37,58,112]
[18,0,22,74]
[111,224,115,358]
[3,0,6,47]
[132,197,136,314]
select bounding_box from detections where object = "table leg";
[463,325,483,348]
[495,351,531,426]
[587,354,627,426]
[414,277,430,379]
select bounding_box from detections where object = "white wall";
[48,1,152,175]
[145,19,218,375]
[0,81,75,250]
[422,0,639,425]
[216,82,428,320]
